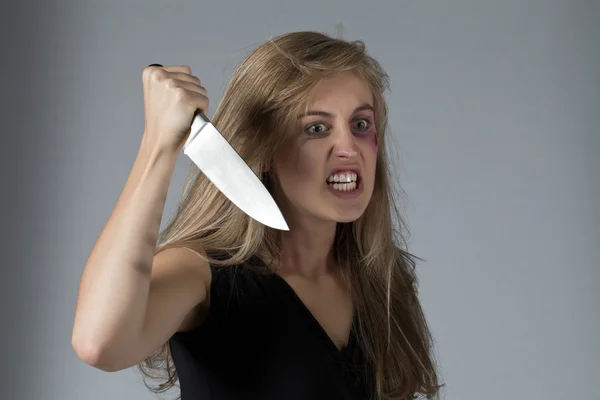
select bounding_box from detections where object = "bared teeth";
[327,171,358,183]
[330,182,358,192]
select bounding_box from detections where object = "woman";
[72,31,441,399]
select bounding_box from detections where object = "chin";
[335,216,362,224]
[329,207,368,224]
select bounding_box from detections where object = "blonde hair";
[137,30,442,400]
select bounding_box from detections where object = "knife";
[183,111,289,231]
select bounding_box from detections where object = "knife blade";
[183,111,289,231]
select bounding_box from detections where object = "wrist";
[139,132,180,165]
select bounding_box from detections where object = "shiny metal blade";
[183,113,289,231]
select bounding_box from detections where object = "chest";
[281,274,354,352]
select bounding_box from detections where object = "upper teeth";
[327,172,358,183]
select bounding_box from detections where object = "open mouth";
[326,171,361,192]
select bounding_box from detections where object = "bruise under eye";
[354,118,378,151]
[363,131,378,151]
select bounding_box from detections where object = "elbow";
[71,333,124,373]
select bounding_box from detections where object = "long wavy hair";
[136,30,442,400]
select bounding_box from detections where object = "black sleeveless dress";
[168,256,374,399]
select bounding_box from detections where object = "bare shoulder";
[147,245,213,334]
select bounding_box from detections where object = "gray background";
[1,0,598,399]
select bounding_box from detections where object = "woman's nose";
[334,148,358,159]
[331,126,359,159]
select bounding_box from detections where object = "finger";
[172,80,207,97]
[163,65,192,74]
[167,72,202,87]
[186,91,210,114]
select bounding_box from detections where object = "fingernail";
[148,63,163,67]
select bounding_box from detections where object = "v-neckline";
[270,271,356,357]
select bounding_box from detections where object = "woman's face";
[272,71,379,226]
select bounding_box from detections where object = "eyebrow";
[298,104,374,119]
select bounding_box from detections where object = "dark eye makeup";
[303,117,374,136]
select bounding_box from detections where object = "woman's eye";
[354,119,370,131]
[306,123,328,134]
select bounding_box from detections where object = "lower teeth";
[328,182,357,191]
